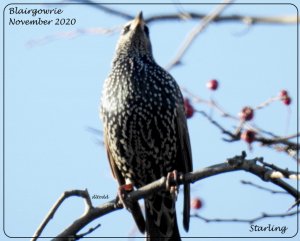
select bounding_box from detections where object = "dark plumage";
[100,12,193,240]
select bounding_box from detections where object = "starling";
[100,12,193,240]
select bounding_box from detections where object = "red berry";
[239,106,254,121]
[206,79,218,91]
[283,96,291,105]
[279,90,288,99]
[184,98,194,118]
[241,130,256,144]
[191,197,203,210]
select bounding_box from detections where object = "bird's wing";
[104,131,126,185]
[104,129,146,234]
[175,103,193,232]
[175,105,193,172]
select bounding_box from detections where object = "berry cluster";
[239,107,255,144]
[183,80,292,147]
[183,82,293,212]
[279,90,291,106]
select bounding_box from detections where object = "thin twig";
[257,159,299,179]
[165,0,234,70]
[191,210,299,224]
[254,96,280,110]
[196,110,240,141]
[26,27,120,47]
[146,13,298,25]
[86,127,103,136]
[241,180,288,194]
[74,224,101,240]
[67,0,134,19]
[287,199,300,211]
[181,87,237,119]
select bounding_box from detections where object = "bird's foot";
[116,183,134,210]
[166,170,179,201]
[115,184,146,234]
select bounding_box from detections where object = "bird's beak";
[133,11,144,27]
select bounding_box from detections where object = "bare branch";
[31,189,92,241]
[67,1,299,26]
[195,107,299,158]
[191,210,299,224]
[182,85,298,159]
[28,2,299,50]
[52,201,119,240]
[32,152,298,240]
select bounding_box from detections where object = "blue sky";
[1,0,299,240]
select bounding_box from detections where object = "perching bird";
[100,12,193,240]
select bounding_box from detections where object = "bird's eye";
[122,25,130,35]
[144,25,149,37]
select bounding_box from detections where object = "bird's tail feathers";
[130,200,146,234]
[145,192,181,241]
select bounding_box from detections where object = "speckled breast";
[101,58,181,187]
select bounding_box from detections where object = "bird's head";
[114,11,153,59]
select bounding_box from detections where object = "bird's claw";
[166,170,179,201]
[116,183,134,210]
